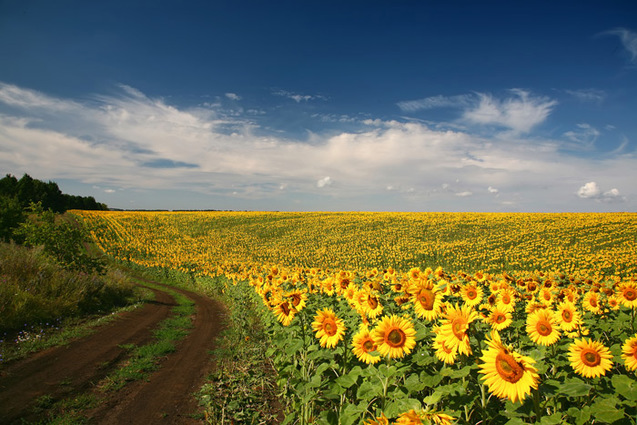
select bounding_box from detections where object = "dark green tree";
[0,195,25,242]
[16,202,106,274]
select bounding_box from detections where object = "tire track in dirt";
[87,282,225,424]
[0,287,176,424]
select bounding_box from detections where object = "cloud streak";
[462,89,557,134]
[604,28,637,64]
[397,90,558,134]
[397,94,473,112]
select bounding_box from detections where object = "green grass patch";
[98,280,194,392]
[0,242,140,334]
[0,288,152,366]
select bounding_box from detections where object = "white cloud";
[397,94,473,112]
[564,89,605,103]
[0,82,635,211]
[104,189,116,193]
[463,89,557,134]
[225,93,241,101]
[577,182,601,198]
[563,123,600,150]
[273,89,326,103]
[604,28,637,64]
[317,176,332,188]
[577,182,624,203]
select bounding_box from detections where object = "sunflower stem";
[532,388,542,421]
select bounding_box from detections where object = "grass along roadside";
[26,278,196,424]
[111,262,283,424]
[98,279,195,392]
[0,286,153,366]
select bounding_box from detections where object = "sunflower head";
[312,308,346,348]
[479,331,539,404]
[372,314,417,359]
[622,335,637,371]
[352,325,381,365]
[619,282,637,308]
[568,338,613,378]
[526,309,561,346]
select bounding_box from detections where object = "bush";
[16,202,106,275]
[0,243,135,332]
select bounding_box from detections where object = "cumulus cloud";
[0,82,635,211]
[225,93,241,101]
[577,182,624,202]
[463,89,557,134]
[317,176,332,188]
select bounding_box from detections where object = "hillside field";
[72,210,637,424]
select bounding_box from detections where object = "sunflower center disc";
[368,296,378,309]
[537,321,552,336]
[562,310,572,321]
[625,289,637,301]
[363,340,375,352]
[418,290,435,310]
[495,352,524,383]
[324,319,337,336]
[387,328,406,347]
[581,349,601,367]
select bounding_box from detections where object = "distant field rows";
[73,211,637,281]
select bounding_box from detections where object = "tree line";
[1,173,108,242]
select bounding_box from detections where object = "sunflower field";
[73,210,637,424]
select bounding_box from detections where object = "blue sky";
[0,0,636,211]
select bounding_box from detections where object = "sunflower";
[568,338,613,378]
[408,267,422,281]
[320,277,336,296]
[555,301,581,332]
[479,331,539,403]
[312,308,346,348]
[538,288,555,306]
[372,314,417,359]
[438,304,478,356]
[485,307,513,331]
[363,413,389,425]
[526,309,561,346]
[363,292,384,319]
[618,282,637,309]
[622,335,637,371]
[582,290,602,315]
[285,289,307,312]
[411,280,443,321]
[395,409,455,425]
[351,325,382,364]
[496,287,516,312]
[273,300,296,326]
[433,329,458,365]
[607,294,621,311]
[460,283,483,307]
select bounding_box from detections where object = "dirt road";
[0,281,224,424]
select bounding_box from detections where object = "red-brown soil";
[0,281,224,424]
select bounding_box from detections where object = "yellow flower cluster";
[72,210,637,418]
[73,210,637,282]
